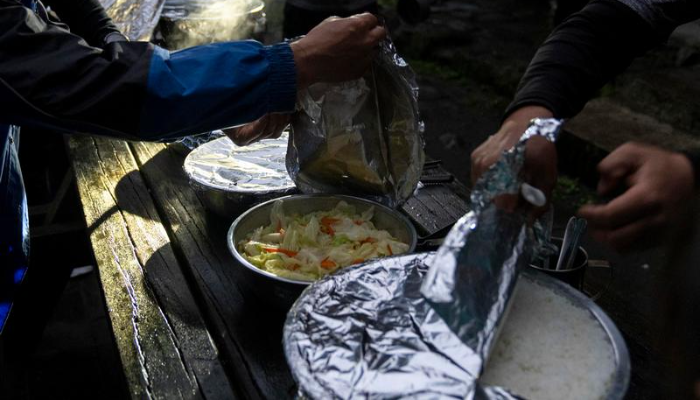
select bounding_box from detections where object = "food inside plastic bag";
[287,37,424,207]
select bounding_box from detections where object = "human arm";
[42,0,126,47]
[471,0,700,192]
[578,142,695,251]
[0,3,384,141]
[224,13,386,145]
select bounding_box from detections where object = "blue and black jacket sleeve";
[0,0,297,141]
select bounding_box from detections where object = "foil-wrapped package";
[287,37,424,208]
[284,119,562,399]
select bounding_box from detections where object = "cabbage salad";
[239,200,410,281]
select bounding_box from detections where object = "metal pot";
[156,0,266,49]
[227,194,418,309]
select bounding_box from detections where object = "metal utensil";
[564,218,587,270]
[556,217,588,271]
[556,217,577,271]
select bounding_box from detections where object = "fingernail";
[521,183,546,207]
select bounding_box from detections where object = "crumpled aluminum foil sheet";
[284,119,562,399]
[184,132,295,193]
[161,0,264,20]
[177,130,225,151]
[100,0,165,41]
[421,118,563,352]
[287,36,425,208]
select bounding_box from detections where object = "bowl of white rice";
[284,253,630,399]
[481,269,630,399]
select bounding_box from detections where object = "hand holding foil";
[421,118,563,397]
[287,34,424,207]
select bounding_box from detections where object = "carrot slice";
[321,217,340,226]
[321,224,335,237]
[387,244,393,256]
[320,258,337,269]
[360,237,377,244]
[264,248,298,257]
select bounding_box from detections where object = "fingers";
[588,214,663,252]
[368,25,387,45]
[522,136,557,193]
[578,183,661,230]
[596,143,643,195]
[350,12,379,29]
[225,114,291,146]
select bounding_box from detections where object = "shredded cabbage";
[239,200,410,281]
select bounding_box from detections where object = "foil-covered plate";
[184,133,296,217]
[283,253,629,400]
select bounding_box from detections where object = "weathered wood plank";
[402,165,470,236]
[130,142,296,400]
[68,135,234,400]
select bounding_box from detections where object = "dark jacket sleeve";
[42,0,122,47]
[0,0,297,141]
[504,0,700,119]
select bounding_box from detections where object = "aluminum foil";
[420,118,563,397]
[100,0,165,41]
[284,118,562,399]
[158,0,266,49]
[184,132,294,192]
[287,37,425,208]
[177,130,225,151]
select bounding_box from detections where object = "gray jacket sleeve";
[505,0,700,119]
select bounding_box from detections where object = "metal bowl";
[184,134,296,218]
[227,194,418,309]
[514,268,630,399]
[283,253,630,399]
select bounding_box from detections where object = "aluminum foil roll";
[287,36,425,208]
[183,133,296,216]
[284,118,562,399]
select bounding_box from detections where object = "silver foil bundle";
[284,118,562,399]
[287,37,424,207]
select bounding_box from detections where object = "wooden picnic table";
[66,135,470,399]
[66,132,667,399]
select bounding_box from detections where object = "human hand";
[223,113,290,146]
[471,106,557,216]
[578,142,695,251]
[290,13,386,89]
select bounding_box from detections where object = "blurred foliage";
[407,58,469,85]
[553,175,598,210]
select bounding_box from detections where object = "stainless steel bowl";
[184,134,296,218]
[227,194,418,309]
[283,253,630,399]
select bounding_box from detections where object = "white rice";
[480,276,616,400]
